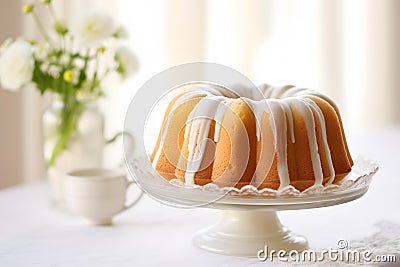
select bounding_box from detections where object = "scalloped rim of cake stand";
[151,184,369,210]
[131,156,377,210]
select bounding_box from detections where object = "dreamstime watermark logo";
[257,239,397,264]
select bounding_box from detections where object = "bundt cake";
[150,84,353,191]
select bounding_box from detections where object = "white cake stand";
[192,186,368,257]
[129,157,378,257]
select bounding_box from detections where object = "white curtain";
[1,0,399,188]
[0,0,45,188]
[120,0,400,134]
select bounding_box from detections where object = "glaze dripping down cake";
[150,84,353,192]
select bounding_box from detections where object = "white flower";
[0,38,13,54]
[115,46,138,78]
[63,69,79,85]
[59,54,70,66]
[73,58,85,69]
[48,65,61,79]
[0,40,34,91]
[70,11,115,46]
[40,62,49,73]
[34,43,50,61]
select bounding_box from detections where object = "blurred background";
[0,0,399,188]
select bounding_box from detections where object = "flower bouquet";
[0,0,138,167]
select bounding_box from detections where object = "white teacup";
[65,168,142,225]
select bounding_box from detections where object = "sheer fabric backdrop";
[120,0,400,134]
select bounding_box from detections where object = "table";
[1,127,399,266]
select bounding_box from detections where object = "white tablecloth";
[1,128,399,266]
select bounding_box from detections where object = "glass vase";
[43,100,105,208]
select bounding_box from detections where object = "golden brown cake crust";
[151,85,353,192]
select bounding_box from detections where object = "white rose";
[0,38,13,54]
[115,46,139,78]
[0,40,34,91]
[70,11,115,46]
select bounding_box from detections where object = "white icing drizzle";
[268,100,291,189]
[249,98,267,142]
[184,95,231,185]
[185,118,211,185]
[288,98,324,185]
[153,84,338,189]
[259,83,274,98]
[281,101,295,144]
[152,90,209,169]
[302,98,335,184]
[213,98,234,142]
[247,98,291,190]
[280,86,305,98]
[270,85,294,99]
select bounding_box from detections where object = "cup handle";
[121,180,144,211]
[105,131,134,168]
[105,131,143,211]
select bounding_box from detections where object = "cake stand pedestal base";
[193,210,308,257]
